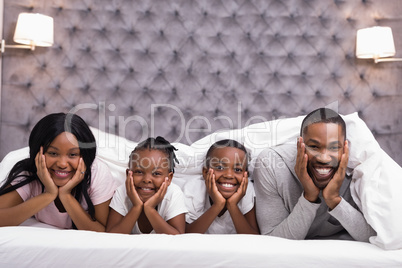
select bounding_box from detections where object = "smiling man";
[253,108,376,241]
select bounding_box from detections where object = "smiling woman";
[44,132,82,187]
[0,113,118,231]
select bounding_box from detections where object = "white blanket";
[1,219,402,268]
[1,112,401,252]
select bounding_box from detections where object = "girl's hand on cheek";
[205,168,225,206]
[227,172,248,206]
[144,177,168,209]
[35,147,58,197]
[126,170,143,208]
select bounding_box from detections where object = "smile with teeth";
[315,168,332,175]
[137,187,154,191]
[53,170,71,178]
[219,183,236,188]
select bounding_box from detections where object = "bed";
[1,113,402,267]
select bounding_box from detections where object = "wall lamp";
[356,26,402,63]
[1,13,54,53]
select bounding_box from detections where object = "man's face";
[303,122,345,189]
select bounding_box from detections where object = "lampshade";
[13,13,54,47]
[356,26,396,59]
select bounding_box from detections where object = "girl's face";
[44,132,81,187]
[129,149,173,202]
[203,147,247,199]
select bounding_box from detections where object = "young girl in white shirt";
[184,139,259,234]
[106,136,187,234]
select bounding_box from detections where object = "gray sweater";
[253,144,376,241]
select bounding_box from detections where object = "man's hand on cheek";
[295,137,320,202]
[322,140,349,210]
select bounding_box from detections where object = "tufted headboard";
[1,0,402,165]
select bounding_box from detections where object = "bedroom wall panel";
[1,0,402,165]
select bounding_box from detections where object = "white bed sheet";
[1,219,402,268]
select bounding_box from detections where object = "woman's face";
[44,132,81,187]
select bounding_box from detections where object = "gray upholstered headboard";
[1,0,402,165]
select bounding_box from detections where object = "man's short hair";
[300,108,346,139]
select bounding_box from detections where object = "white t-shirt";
[183,175,255,234]
[13,158,119,229]
[109,182,188,234]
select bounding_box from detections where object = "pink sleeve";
[88,158,119,205]
[11,173,36,201]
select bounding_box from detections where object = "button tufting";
[1,0,400,166]
[82,84,90,92]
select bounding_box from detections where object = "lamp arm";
[374,57,402,63]
[1,39,35,53]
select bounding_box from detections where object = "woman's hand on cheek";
[59,157,86,196]
[35,147,58,197]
